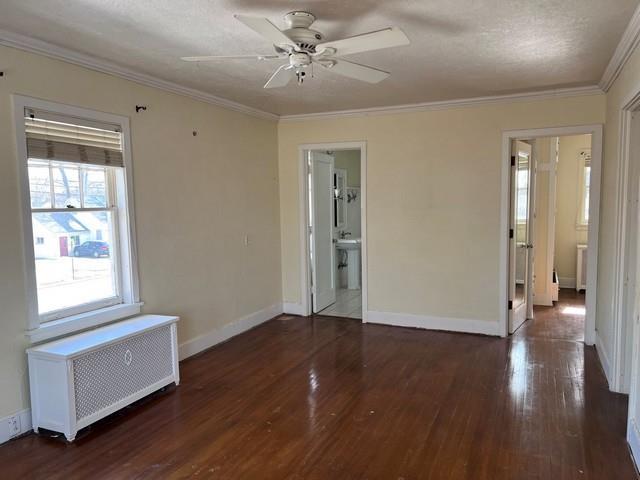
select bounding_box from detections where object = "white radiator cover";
[27,315,179,441]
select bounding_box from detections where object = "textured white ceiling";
[0,0,637,115]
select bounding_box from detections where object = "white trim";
[0,29,278,122]
[612,89,640,394]
[298,142,368,321]
[178,303,282,360]
[279,86,603,122]
[546,137,559,307]
[366,310,501,337]
[0,28,606,122]
[282,302,305,315]
[0,408,32,445]
[13,95,141,336]
[599,5,640,92]
[500,125,603,345]
[596,331,613,389]
[627,418,640,470]
[26,302,143,344]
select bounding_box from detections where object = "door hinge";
[509,228,514,239]
[508,300,513,310]
[511,155,516,167]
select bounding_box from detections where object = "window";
[15,96,139,338]
[29,160,119,316]
[515,154,530,224]
[578,150,591,227]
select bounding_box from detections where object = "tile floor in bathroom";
[319,288,362,319]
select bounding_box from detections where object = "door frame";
[614,88,640,394]
[499,125,603,344]
[298,141,368,320]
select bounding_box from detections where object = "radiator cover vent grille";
[73,325,173,421]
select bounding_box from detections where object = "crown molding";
[0,28,606,124]
[278,85,603,122]
[0,29,279,121]
[599,5,640,92]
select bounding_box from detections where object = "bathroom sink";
[336,238,361,250]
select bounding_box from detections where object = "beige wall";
[554,135,591,283]
[0,45,281,419]
[334,149,361,187]
[278,95,606,322]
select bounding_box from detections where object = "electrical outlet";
[7,415,20,437]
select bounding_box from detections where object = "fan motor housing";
[275,28,323,53]
[277,11,323,53]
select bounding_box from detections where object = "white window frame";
[577,149,591,229]
[13,95,141,343]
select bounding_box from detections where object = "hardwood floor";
[1,291,636,479]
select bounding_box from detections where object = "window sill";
[26,302,143,344]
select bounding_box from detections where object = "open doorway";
[509,134,593,338]
[298,142,367,320]
[501,125,602,344]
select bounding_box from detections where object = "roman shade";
[25,109,124,168]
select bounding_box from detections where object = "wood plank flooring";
[1,290,636,479]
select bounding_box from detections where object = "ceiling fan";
[181,11,410,88]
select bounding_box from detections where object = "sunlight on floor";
[562,306,586,316]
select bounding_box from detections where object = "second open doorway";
[501,125,602,345]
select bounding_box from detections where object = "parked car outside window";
[73,241,110,258]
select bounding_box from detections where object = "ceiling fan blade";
[264,65,293,89]
[319,59,389,84]
[315,27,409,57]
[181,55,281,62]
[234,15,298,51]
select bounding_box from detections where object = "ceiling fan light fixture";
[181,11,410,88]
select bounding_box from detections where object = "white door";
[509,140,534,333]
[310,151,336,312]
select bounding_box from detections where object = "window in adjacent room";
[15,97,139,334]
[578,149,591,227]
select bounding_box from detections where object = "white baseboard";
[178,303,283,360]
[559,277,577,289]
[282,302,305,316]
[0,408,32,445]
[596,331,613,389]
[365,310,501,336]
[628,418,640,472]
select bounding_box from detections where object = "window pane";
[583,166,591,224]
[52,163,81,208]
[28,160,52,208]
[517,190,528,221]
[585,166,591,186]
[584,188,590,222]
[32,210,118,316]
[82,167,108,207]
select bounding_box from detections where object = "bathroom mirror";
[334,168,347,229]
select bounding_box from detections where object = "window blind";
[25,110,124,168]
